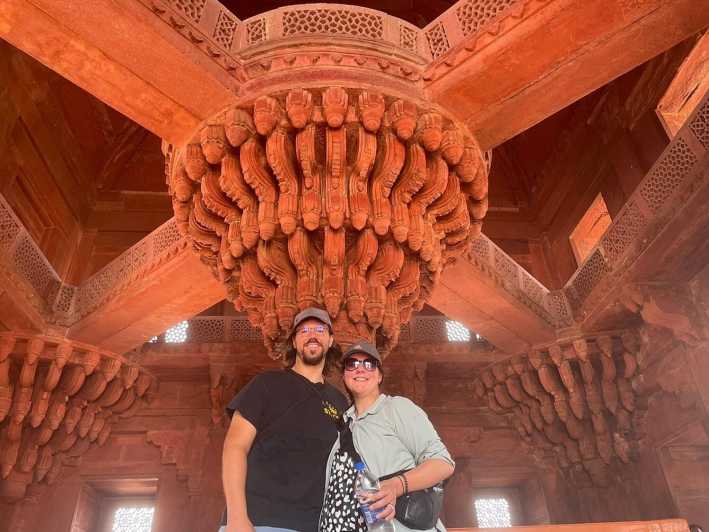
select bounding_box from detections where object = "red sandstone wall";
[3,328,708,531]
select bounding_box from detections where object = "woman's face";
[343,353,381,398]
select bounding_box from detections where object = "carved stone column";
[166,87,490,356]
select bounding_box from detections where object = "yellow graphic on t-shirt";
[322,400,339,421]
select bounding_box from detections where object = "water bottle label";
[359,503,378,524]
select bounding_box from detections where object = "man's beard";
[299,340,326,366]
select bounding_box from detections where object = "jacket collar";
[344,393,387,421]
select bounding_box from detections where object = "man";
[221,307,348,532]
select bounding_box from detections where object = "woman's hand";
[366,477,404,521]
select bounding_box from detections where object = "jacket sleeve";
[389,396,455,467]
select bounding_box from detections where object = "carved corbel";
[219,153,258,252]
[257,239,298,329]
[409,155,448,253]
[200,121,227,164]
[391,143,427,243]
[288,228,320,310]
[322,87,348,128]
[365,240,404,328]
[348,125,376,230]
[224,107,255,147]
[324,126,347,229]
[286,89,314,129]
[388,99,417,140]
[240,138,278,241]
[346,229,378,323]
[266,125,300,235]
[623,284,707,345]
[370,129,405,236]
[295,123,322,231]
[357,91,385,132]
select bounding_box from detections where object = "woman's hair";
[282,342,343,376]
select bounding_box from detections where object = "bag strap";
[338,421,363,464]
[256,370,339,442]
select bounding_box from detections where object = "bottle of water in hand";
[354,462,396,532]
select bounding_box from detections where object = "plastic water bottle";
[354,462,396,532]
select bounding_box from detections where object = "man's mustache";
[305,338,323,348]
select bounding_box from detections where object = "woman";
[320,340,455,532]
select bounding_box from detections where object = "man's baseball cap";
[342,340,382,364]
[291,307,333,335]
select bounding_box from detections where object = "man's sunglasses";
[298,325,328,335]
[343,358,380,372]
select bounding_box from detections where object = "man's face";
[292,318,333,366]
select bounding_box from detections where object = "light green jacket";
[323,394,455,532]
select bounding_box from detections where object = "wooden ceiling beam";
[67,245,224,353]
[425,0,709,149]
[0,0,239,144]
[429,254,556,353]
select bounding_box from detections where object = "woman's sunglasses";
[343,358,380,372]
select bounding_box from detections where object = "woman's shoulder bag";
[380,470,444,531]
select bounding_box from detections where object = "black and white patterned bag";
[319,447,368,532]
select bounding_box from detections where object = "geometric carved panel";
[172,0,206,24]
[456,0,516,37]
[602,200,646,263]
[282,8,384,40]
[400,24,418,53]
[571,249,610,304]
[639,137,697,211]
[246,18,267,45]
[425,22,450,59]
[213,9,239,50]
[689,97,709,150]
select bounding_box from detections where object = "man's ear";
[328,335,334,348]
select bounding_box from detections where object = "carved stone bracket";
[167,87,490,356]
[207,354,239,426]
[472,331,643,487]
[0,332,155,501]
[621,283,708,346]
[146,425,209,496]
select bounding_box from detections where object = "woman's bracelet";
[398,474,409,495]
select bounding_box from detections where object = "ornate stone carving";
[621,284,708,346]
[167,88,490,355]
[0,333,155,500]
[473,332,642,486]
[146,424,209,496]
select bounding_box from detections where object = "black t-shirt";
[225,369,348,532]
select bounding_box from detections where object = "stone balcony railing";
[138,0,534,72]
[147,314,488,346]
[561,91,708,320]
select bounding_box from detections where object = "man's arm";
[223,412,257,532]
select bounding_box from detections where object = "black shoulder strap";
[255,370,340,442]
[339,420,363,464]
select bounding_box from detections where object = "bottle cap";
[354,462,365,471]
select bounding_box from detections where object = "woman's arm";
[367,397,455,517]
[222,413,257,532]
[368,458,454,515]
[398,457,455,492]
